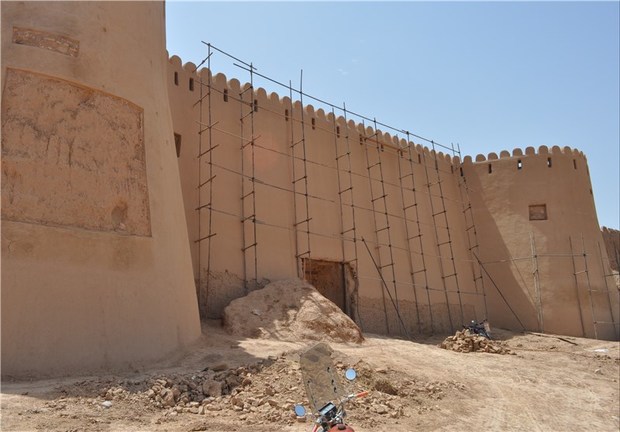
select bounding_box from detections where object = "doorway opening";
[302,258,355,318]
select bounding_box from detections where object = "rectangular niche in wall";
[1,68,151,236]
[529,204,548,221]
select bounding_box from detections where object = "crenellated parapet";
[462,145,586,164]
[169,55,596,178]
[167,55,462,168]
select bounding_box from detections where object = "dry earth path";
[1,323,618,431]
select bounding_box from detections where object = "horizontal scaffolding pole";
[202,202,482,266]
[194,232,217,243]
[356,274,487,296]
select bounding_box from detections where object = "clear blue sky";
[166,1,619,229]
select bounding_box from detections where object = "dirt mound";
[439,330,513,355]
[223,279,364,343]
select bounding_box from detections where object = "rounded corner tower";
[463,146,619,340]
[1,1,201,377]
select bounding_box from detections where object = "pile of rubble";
[439,330,513,355]
[84,349,464,428]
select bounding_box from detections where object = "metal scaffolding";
[188,42,616,341]
[290,74,312,275]
[456,143,489,321]
[195,44,216,317]
[396,135,424,334]
[362,119,402,335]
[333,105,361,325]
[239,62,259,293]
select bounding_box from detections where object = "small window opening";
[359,135,364,145]
[174,71,179,86]
[189,77,194,91]
[223,89,229,102]
[418,154,421,164]
[450,165,454,173]
[460,167,464,177]
[517,159,523,170]
[311,118,316,130]
[253,99,258,112]
[434,159,438,170]
[547,157,552,167]
[488,164,492,174]
[529,204,547,221]
[285,109,289,121]
[336,126,340,138]
[174,133,182,158]
[573,159,577,170]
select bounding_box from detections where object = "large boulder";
[223,279,364,343]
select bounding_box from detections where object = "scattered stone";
[439,330,512,355]
[101,401,112,409]
[374,404,388,414]
[202,380,222,397]
[211,363,228,372]
[161,389,176,407]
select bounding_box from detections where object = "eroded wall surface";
[1,1,201,378]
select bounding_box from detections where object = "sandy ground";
[1,321,618,432]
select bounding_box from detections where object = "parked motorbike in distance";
[294,343,368,432]
[463,319,492,339]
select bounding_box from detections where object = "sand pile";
[223,279,364,343]
[439,329,513,355]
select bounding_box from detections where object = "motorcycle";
[293,342,368,432]
[463,319,492,339]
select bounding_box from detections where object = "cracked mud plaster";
[1,69,151,236]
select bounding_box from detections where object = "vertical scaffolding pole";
[405,135,434,333]
[581,234,598,339]
[239,62,259,293]
[569,236,586,337]
[342,103,362,327]
[372,120,400,333]
[397,136,422,334]
[332,107,360,323]
[456,143,488,320]
[195,44,217,318]
[597,241,619,339]
[422,148,454,332]
[530,232,543,332]
[362,121,390,334]
[288,82,301,278]
[333,108,346,263]
[290,72,311,272]
[196,52,205,315]
[431,143,464,327]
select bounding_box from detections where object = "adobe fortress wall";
[169,56,618,340]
